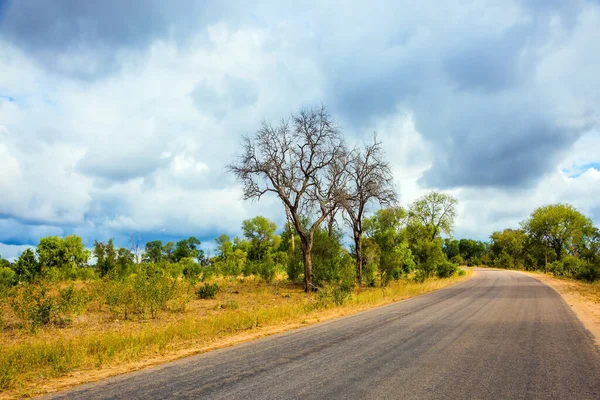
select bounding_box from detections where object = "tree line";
[0,187,462,291]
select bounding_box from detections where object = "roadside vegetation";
[0,106,470,396]
[442,203,600,283]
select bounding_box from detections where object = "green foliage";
[450,255,464,265]
[242,216,277,262]
[37,235,90,274]
[144,240,164,263]
[522,204,593,262]
[13,249,40,283]
[364,207,415,286]
[316,283,352,307]
[8,284,90,332]
[413,269,427,283]
[173,237,202,263]
[196,283,220,299]
[100,273,183,320]
[409,191,458,240]
[0,266,16,287]
[311,228,355,289]
[436,261,459,278]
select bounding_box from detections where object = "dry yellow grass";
[0,272,471,399]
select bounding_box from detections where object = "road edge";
[513,270,600,348]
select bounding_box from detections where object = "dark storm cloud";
[0,0,231,78]
[317,1,598,189]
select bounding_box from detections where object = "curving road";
[47,269,600,399]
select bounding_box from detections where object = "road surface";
[47,269,600,399]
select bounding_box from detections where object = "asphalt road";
[47,269,600,399]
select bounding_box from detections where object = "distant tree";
[216,234,233,258]
[173,237,201,262]
[409,192,458,241]
[522,204,593,266]
[37,235,89,271]
[94,239,118,277]
[458,239,486,264]
[163,242,175,262]
[490,229,527,269]
[341,135,397,284]
[242,216,277,262]
[443,239,460,259]
[144,240,164,263]
[13,248,40,283]
[228,105,348,291]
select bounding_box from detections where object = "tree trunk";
[302,241,313,292]
[354,232,363,285]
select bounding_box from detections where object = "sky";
[0,0,599,260]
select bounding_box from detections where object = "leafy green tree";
[242,216,277,262]
[443,239,460,259]
[173,237,201,262]
[458,239,486,264]
[522,204,593,265]
[94,239,118,277]
[409,192,458,241]
[364,208,415,285]
[490,229,527,269]
[163,242,175,262]
[37,235,89,273]
[144,240,164,263]
[14,248,40,283]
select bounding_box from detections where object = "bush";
[9,285,66,332]
[57,284,91,317]
[257,258,276,283]
[575,262,600,282]
[413,269,427,283]
[196,283,219,299]
[316,284,352,307]
[0,267,16,288]
[450,255,464,266]
[436,261,458,278]
[101,274,178,319]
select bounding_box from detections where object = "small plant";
[196,283,219,299]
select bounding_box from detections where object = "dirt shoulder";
[519,271,600,346]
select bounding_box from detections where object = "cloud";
[0,0,599,251]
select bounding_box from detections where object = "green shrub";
[450,255,464,266]
[9,285,66,332]
[196,283,219,299]
[101,274,178,320]
[457,268,466,276]
[436,261,458,278]
[316,284,351,307]
[0,267,16,287]
[413,269,427,283]
[57,284,91,317]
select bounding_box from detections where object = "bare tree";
[342,135,397,284]
[228,106,348,291]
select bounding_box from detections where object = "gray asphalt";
[47,269,600,399]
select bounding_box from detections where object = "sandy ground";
[518,271,600,346]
